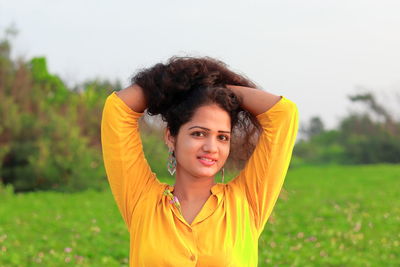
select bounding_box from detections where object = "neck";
[173,168,216,203]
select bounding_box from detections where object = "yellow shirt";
[101,91,299,266]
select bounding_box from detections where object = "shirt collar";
[159,183,224,204]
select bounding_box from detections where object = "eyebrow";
[188,126,231,134]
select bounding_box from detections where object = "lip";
[197,156,218,166]
[198,155,218,161]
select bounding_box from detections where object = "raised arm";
[101,84,156,231]
[226,85,282,116]
[227,85,299,236]
[115,84,147,113]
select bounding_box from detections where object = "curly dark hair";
[131,56,262,169]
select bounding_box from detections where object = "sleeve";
[229,96,299,235]
[100,91,157,231]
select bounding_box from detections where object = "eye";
[218,135,230,141]
[191,131,206,137]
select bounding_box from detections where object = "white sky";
[1,0,400,132]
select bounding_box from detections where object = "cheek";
[175,139,199,160]
[220,144,231,160]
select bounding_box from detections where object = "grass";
[259,164,400,266]
[0,164,399,266]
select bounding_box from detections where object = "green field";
[1,164,399,266]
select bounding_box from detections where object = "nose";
[202,137,218,153]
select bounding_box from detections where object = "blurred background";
[0,0,399,266]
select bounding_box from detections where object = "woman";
[101,56,299,266]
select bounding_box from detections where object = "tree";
[300,116,325,141]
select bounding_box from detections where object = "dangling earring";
[167,148,176,176]
[221,167,225,183]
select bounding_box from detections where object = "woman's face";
[166,104,231,180]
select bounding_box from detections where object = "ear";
[164,128,175,151]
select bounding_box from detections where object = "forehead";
[184,104,231,131]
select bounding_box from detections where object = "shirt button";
[188,228,192,232]
[190,255,196,261]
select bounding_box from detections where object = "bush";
[0,43,109,192]
[1,105,107,193]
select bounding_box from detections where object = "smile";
[197,157,217,166]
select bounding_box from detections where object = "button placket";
[164,188,192,228]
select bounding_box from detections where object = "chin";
[194,169,219,179]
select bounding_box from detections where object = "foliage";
[295,92,400,165]
[299,116,325,140]
[0,31,113,193]
[294,129,346,165]
[0,29,175,193]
